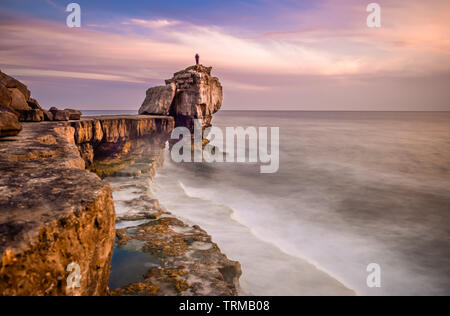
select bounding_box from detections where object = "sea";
[84,110,450,296]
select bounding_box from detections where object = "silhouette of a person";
[195,53,200,65]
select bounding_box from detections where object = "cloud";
[0,0,449,110]
[125,18,181,28]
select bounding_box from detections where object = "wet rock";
[138,82,176,115]
[0,110,22,137]
[110,216,241,296]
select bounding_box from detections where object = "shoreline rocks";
[0,71,83,139]
[0,110,22,137]
[107,170,241,296]
[0,122,116,296]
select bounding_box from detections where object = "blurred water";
[151,111,450,296]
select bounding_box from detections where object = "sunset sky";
[0,0,449,110]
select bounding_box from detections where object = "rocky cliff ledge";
[70,115,174,176]
[0,115,175,295]
[0,122,115,296]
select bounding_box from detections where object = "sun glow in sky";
[0,0,449,110]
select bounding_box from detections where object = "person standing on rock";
[195,53,200,65]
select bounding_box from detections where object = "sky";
[0,0,449,111]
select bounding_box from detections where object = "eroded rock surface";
[139,83,176,115]
[0,111,22,137]
[139,65,223,133]
[0,122,116,296]
[107,172,241,296]
[70,115,174,175]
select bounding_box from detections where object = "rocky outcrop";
[107,162,241,296]
[70,115,174,175]
[0,122,116,296]
[0,71,82,125]
[0,111,22,137]
[110,216,242,296]
[139,65,223,133]
[139,83,176,115]
[50,107,70,121]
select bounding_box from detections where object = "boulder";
[0,110,22,137]
[27,98,41,110]
[0,84,11,107]
[18,109,44,122]
[64,108,82,120]
[43,110,53,121]
[50,107,70,121]
[138,82,176,115]
[0,71,31,100]
[8,88,31,111]
[0,104,19,118]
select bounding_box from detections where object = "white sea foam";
[152,111,450,296]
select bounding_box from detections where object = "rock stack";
[0,70,82,137]
[139,65,223,133]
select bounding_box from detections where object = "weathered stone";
[148,64,222,133]
[8,88,31,111]
[138,82,176,115]
[0,104,19,118]
[50,107,70,121]
[43,110,53,121]
[18,109,44,122]
[71,115,174,169]
[65,109,82,120]
[0,84,11,107]
[27,98,41,110]
[0,122,116,296]
[0,110,22,137]
[0,71,31,100]
[109,210,241,296]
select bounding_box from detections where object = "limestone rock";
[142,64,223,133]
[0,122,115,296]
[18,109,45,122]
[64,109,82,120]
[0,104,19,118]
[138,82,176,115]
[50,107,70,121]
[8,88,31,111]
[0,71,30,100]
[43,110,53,121]
[0,110,22,137]
[27,98,41,110]
[0,84,11,107]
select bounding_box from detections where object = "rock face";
[138,83,176,115]
[139,65,223,132]
[70,115,174,173]
[0,122,116,296]
[0,71,82,126]
[0,111,22,137]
